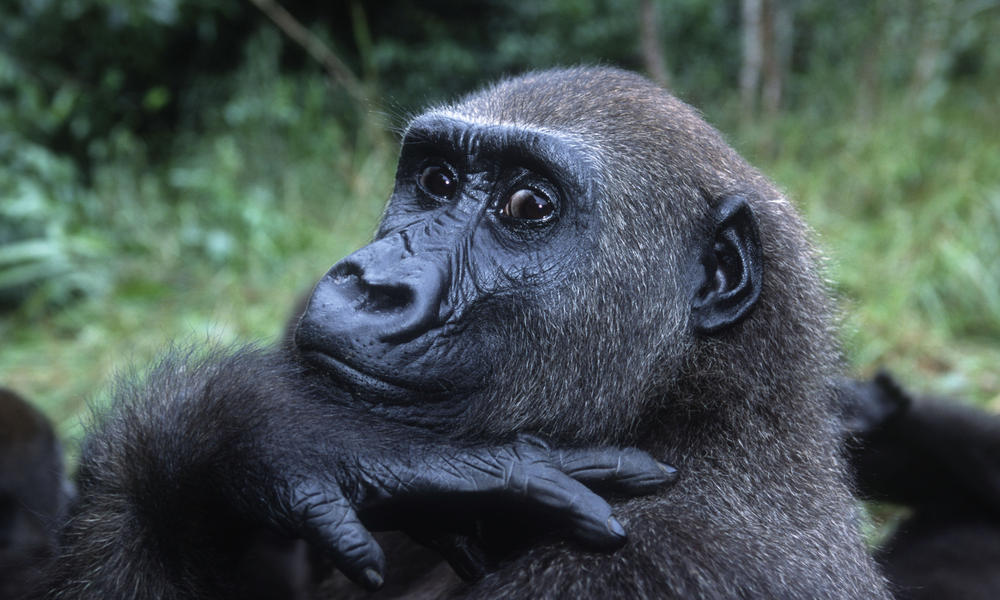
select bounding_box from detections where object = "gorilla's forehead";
[404,112,600,190]
[441,67,701,142]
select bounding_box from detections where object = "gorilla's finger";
[287,481,386,591]
[514,465,631,550]
[459,453,633,550]
[555,447,678,494]
[375,450,628,550]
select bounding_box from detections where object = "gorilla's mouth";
[301,350,438,403]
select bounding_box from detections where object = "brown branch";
[247,0,369,106]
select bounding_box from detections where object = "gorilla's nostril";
[329,262,415,314]
[331,261,363,284]
[359,283,414,314]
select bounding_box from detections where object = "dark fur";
[37,350,310,598]
[843,372,1000,600]
[0,388,69,599]
[38,68,888,598]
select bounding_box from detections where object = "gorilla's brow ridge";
[404,112,601,203]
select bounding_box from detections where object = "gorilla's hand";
[264,435,676,590]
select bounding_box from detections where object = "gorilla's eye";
[501,189,555,221]
[418,164,457,198]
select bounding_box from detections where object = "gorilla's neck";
[639,367,852,532]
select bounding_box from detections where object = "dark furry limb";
[0,388,70,599]
[843,372,1000,600]
[35,348,673,598]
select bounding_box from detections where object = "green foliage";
[0,46,111,308]
[351,0,650,109]
[0,31,395,435]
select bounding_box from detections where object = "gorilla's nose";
[297,238,447,351]
[327,258,444,343]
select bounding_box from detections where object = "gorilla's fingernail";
[362,567,384,590]
[658,461,678,479]
[607,516,626,538]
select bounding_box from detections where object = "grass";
[734,84,1000,408]
[1,75,998,461]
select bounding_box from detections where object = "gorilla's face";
[294,114,601,408]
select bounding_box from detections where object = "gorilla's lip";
[301,349,428,396]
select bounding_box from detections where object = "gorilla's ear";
[691,195,763,334]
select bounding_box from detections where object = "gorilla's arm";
[842,372,1000,510]
[37,348,673,599]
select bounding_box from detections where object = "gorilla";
[842,372,1000,600]
[0,388,70,599]
[34,67,889,598]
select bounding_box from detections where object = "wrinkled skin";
[294,115,604,424]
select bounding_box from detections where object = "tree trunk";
[761,0,790,116]
[640,0,670,87]
[741,0,763,117]
[909,0,952,103]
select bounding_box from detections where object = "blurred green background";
[1,0,998,451]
